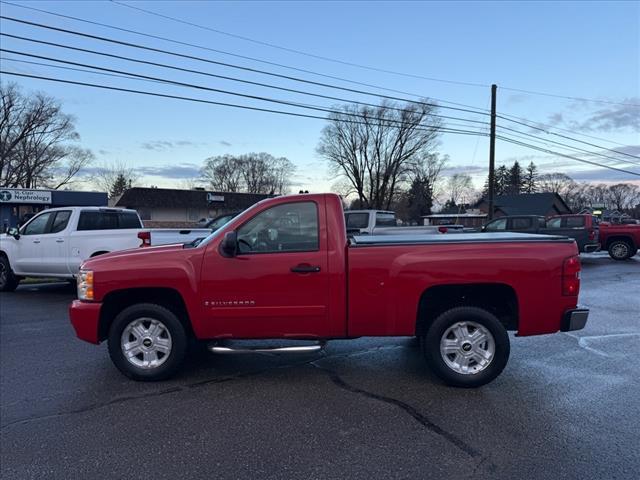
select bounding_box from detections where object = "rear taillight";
[562,255,581,296]
[138,231,151,247]
[438,226,448,234]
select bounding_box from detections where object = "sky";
[1,0,639,192]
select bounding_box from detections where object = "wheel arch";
[605,235,636,249]
[415,283,519,336]
[98,287,193,342]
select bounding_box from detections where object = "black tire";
[107,303,188,381]
[0,255,20,292]
[420,306,510,388]
[608,240,633,261]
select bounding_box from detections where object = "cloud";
[573,101,640,132]
[140,140,204,151]
[441,164,487,176]
[505,94,528,106]
[134,163,202,179]
[219,140,232,147]
[97,149,110,156]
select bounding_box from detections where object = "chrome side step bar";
[208,341,325,355]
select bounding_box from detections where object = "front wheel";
[108,303,188,381]
[421,306,510,388]
[0,256,20,292]
[608,240,633,261]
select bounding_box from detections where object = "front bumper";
[69,300,102,344]
[560,308,589,332]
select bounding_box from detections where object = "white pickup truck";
[344,210,463,235]
[0,206,211,291]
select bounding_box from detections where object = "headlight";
[77,270,94,301]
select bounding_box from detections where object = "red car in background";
[598,221,640,260]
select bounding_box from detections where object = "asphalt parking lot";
[1,254,639,479]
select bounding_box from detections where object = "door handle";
[33,240,41,244]
[290,264,321,273]
[56,239,64,243]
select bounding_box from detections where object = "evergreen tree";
[109,173,128,198]
[495,165,509,196]
[506,161,524,194]
[523,162,538,193]
[406,176,434,223]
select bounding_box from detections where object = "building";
[0,188,108,232]
[114,187,273,227]
[476,193,571,218]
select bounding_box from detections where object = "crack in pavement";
[309,362,481,458]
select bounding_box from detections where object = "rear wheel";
[421,306,510,388]
[608,240,633,261]
[0,256,20,292]
[108,303,187,381]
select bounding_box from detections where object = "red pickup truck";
[598,222,640,260]
[69,193,588,388]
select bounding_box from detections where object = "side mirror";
[220,231,238,257]
[7,227,20,240]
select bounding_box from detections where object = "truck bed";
[351,232,574,246]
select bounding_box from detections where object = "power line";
[5,69,637,178]
[0,1,492,113]
[496,124,640,168]
[0,15,493,119]
[497,114,640,160]
[0,70,487,138]
[0,36,489,128]
[109,0,640,108]
[499,86,640,108]
[496,136,640,176]
[109,0,491,89]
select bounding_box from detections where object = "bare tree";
[1,82,91,188]
[91,161,139,198]
[201,154,244,192]
[445,173,475,206]
[317,100,441,210]
[201,153,295,194]
[607,183,640,211]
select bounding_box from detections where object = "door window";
[237,202,318,253]
[21,212,53,235]
[485,218,507,231]
[546,218,562,229]
[375,213,396,227]
[511,218,531,230]
[345,213,369,229]
[566,216,585,228]
[49,211,71,233]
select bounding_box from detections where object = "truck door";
[13,211,55,274]
[200,200,330,338]
[38,210,72,275]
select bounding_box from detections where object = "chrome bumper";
[561,308,589,332]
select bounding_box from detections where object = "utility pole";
[487,84,497,220]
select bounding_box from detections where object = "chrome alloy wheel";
[611,242,629,259]
[120,317,173,369]
[440,321,495,375]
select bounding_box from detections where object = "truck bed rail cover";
[351,232,573,246]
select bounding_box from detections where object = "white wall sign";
[207,193,225,202]
[0,189,52,204]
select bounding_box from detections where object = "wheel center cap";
[143,338,153,348]
[462,342,472,352]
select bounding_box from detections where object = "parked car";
[0,207,209,290]
[482,214,600,253]
[598,221,640,260]
[69,193,588,388]
[344,210,462,235]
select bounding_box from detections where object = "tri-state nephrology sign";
[0,189,52,204]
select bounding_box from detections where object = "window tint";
[566,216,585,228]
[375,213,396,227]
[485,218,507,231]
[22,212,53,235]
[546,218,562,229]
[118,212,142,228]
[77,212,118,231]
[511,218,531,230]
[50,211,71,233]
[237,202,318,253]
[345,213,369,229]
